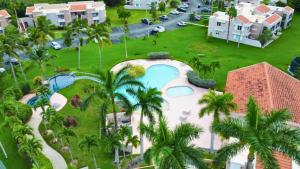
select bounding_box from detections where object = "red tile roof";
[26,6,35,15]
[256,152,292,169]
[70,4,87,11]
[284,6,294,13]
[0,9,10,18]
[225,62,300,123]
[255,4,271,13]
[237,15,251,24]
[265,13,281,25]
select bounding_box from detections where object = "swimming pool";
[167,86,194,97]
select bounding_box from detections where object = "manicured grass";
[107,7,173,28]
[53,30,66,39]
[0,118,31,169]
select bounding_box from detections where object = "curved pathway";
[24,93,68,169]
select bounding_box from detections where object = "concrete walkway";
[25,93,68,169]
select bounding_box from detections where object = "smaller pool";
[167,86,194,97]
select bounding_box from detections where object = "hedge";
[187,71,216,89]
[147,52,171,60]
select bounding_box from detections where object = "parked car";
[150,30,159,35]
[195,15,202,21]
[170,10,180,15]
[141,18,152,25]
[177,7,187,12]
[201,7,211,13]
[51,41,62,50]
[177,21,187,26]
[153,26,165,32]
[159,15,168,21]
[198,4,202,8]
[0,68,5,73]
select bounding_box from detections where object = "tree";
[258,29,273,47]
[198,90,237,151]
[27,16,54,46]
[33,96,49,113]
[80,66,144,165]
[123,20,130,58]
[213,97,300,169]
[149,2,158,22]
[189,56,221,79]
[158,2,166,13]
[64,18,88,70]
[12,124,33,143]
[30,46,55,76]
[87,23,111,68]
[78,135,99,169]
[0,24,27,83]
[142,116,209,169]
[127,87,163,160]
[41,107,56,131]
[117,7,131,22]
[18,137,42,167]
[226,6,237,43]
[119,125,131,158]
[294,67,300,79]
[288,0,300,11]
[58,127,77,161]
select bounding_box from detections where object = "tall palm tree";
[12,124,33,143]
[87,23,111,68]
[125,134,140,161]
[226,5,237,43]
[33,96,49,113]
[41,107,56,131]
[64,18,87,70]
[198,90,237,151]
[18,137,43,167]
[0,24,27,83]
[213,97,300,169]
[127,87,163,160]
[142,116,209,169]
[78,135,99,169]
[123,20,129,58]
[58,127,77,161]
[81,66,144,165]
[30,46,55,76]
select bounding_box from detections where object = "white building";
[208,3,294,47]
[124,0,166,9]
[0,9,10,34]
[24,1,106,29]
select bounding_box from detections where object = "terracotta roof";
[0,9,10,18]
[265,13,281,25]
[256,152,292,169]
[255,4,271,13]
[26,6,35,15]
[237,15,251,24]
[284,6,294,13]
[225,62,300,123]
[70,4,87,11]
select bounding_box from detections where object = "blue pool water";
[167,86,193,97]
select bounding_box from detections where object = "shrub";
[187,71,216,89]
[3,100,32,123]
[33,76,43,86]
[3,86,23,100]
[170,0,180,8]
[64,116,78,127]
[71,95,81,108]
[147,52,171,60]
[20,82,31,95]
[55,67,70,73]
[34,152,53,169]
[127,65,145,78]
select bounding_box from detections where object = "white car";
[177,21,187,26]
[170,10,180,15]
[51,41,62,50]
[153,26,165,32]
[0,68,5,73]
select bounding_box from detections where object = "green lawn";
[0,118,31,169]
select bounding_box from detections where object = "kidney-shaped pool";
[167,86,194,97]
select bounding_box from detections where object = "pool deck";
[112,59,223,154]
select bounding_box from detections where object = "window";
[58,14,64,19]
[24,22,29,28]
[271,25,275,31]
[0,29,3,34]
[217,22,221,26]
[94,20,99,24]
[276,22,280,28]
[59,22,65,26]
[92,13,98,17]
[237,25,242,31]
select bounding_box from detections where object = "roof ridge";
[263,63,275,110]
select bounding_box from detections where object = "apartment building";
[25,1,106,27]
[208,3,294,47]
[124,0,166,9]
[0,9,10,34]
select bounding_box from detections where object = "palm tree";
[12,124,33,143]
[30,46,55,76]
[198,90,237,151]
[123,20,129,58]
[35,85,51,97]
[126,87,163,160]
[58,127,77,161]
[41,107,56,131]
[78,135,99,169]
[0,24,27,83]
[18,137,43,167]
[28,16,54,46]
[49,113,64,142]
[87,23,111,68]
[33,96,49,113]
[125,134,140,161]
[81,66,144,165]
[226,5,237,43]
[213,97,300,169]
[119,125,131,158]
[142,116,209,169]
[64,18,87,70]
